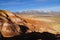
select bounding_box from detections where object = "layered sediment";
[0,10,60,38]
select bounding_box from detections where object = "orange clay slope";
[0,10,60,38]
[22,17,60,34]
[17,14,60,35]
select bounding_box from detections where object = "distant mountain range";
[14,10,60,16]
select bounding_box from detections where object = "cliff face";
[0,10,60,38]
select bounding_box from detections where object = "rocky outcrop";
[0,10,60,38]
[0,10,35,37]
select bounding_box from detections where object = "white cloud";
[37,6,60,12]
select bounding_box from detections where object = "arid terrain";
[17,14,60,34]
[0,10,60,40]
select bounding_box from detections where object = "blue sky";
[0,0,60,12]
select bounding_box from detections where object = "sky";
[0,0,60,12]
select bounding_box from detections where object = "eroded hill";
[0,10,60,38]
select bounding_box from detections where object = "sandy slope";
[21,15,60,34]
[0,10,60,38]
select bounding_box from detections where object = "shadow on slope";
[0,32,57,40]
[0,25,59,40]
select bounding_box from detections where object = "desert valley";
[0,10,60,40]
